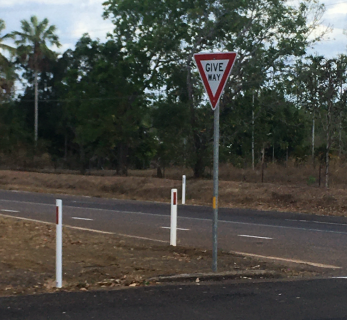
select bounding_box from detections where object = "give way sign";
[194,52,237,110]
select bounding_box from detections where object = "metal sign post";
[212,102,219,272]
[194,52,237,272]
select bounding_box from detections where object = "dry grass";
[1,166,347,216]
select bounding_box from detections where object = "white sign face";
[200,60,229,96]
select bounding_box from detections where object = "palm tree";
[12,16,61,144]
[0,19,16,101]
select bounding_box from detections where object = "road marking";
[238,235,272,240]
[0,213,168,243]
[161,227,190,231]
[331,277,347,279]
[71,217,93,221]
[1,209,19,213]
[313,221,347,226]
[286,219,347,227]
[230,250,342,269]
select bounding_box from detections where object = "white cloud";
[1,0,112,52]
[309,26,347,57]
[326,3,347,15]
[1,0,346,59]
[0,0,103,7]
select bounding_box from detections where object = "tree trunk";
[157,166,163,178]
[312,117,315,167]
[79,143,87,175]
[325,102,331,189]
[64,133,68,162]
[326,134,330,189]
[261,144,265,183]
[117,142,128,176]
[339,110,343,158]
[252,94,255,170]
[34,70,38,145]
[186,58,207,178]
[285,146,289,167]
[193,153,205,178]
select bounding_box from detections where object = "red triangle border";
[194,52,237,110]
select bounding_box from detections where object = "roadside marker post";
[194,52,237,272]
[182,175,186,205]
[56,199,63,288]
[170,189,178,246]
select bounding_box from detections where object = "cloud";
[0,0,103,7]
[1,0,113,53]
[326,3,347,15]
[309,26,347,57]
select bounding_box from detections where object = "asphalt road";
[1,279,347,319]
[1,189,347,272]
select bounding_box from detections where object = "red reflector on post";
[173,192,177,205]
[56,206,59,224]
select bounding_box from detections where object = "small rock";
[195,278,200,283]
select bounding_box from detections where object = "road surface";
[0,189,347,273]
[1,279,347,319]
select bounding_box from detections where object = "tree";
[0,19,16,101]
[103,0,327,177]
[294,56,347,188]
[12,16,61,145]
[57,35,153,174]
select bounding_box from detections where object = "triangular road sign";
[194,52,237,110]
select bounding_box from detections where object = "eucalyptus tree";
[290,56,324,167]
[318,57,347,188]
[103,0,327,177]
[0,19,16,101]
[12,16,61,144]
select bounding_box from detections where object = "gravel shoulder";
[0,216,324,297]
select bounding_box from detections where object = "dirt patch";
[0,217,322,297]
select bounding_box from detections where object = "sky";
[1,0,347,59]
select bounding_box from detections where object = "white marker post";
[170,189,177,246]
[182,175,186,205]
[56,199,63,288]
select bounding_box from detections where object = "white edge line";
[0,213,168,243]
[238,234,273,240]
[0,213,343,269]
[230,250,342,269]
[286,219,347,227]
[161,226,190,231]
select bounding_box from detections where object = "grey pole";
[212,102,219,272]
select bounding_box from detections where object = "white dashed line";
[1,209,19,213]
[161,227,190,231]
[238,234,273,240]
[71,217,93,221]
